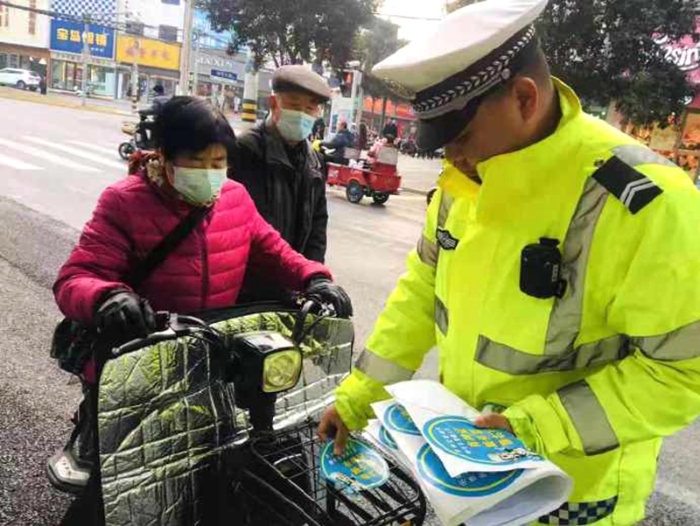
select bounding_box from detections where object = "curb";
[0,88,132,117]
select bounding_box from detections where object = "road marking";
[22,137,125,170]
[67,140,120,157]
[0,138,99,172]
[0,152,42,170]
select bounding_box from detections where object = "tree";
[202,0,376,71]
[537,1,697,127]
[447,0,696,127]
[355,16,407,129]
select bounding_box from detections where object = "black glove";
[305,277,353,318]
[94,290,156,340]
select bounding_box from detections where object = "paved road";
[0,96,698,525]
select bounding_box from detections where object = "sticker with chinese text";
[384,403,421,436]
[417,444,522,497]
[321,437,390,491]
[378,425,398,450]
[423,416,543,466]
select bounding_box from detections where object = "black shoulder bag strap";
[125,205,210,287]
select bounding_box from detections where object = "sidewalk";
[398,154,442,195]
[0,86,133,116]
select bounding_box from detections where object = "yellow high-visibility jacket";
[335,80,700,525]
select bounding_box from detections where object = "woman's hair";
[154,96,236,161]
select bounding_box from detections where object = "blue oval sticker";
[379,425,398,450]
[321,437,390,491]
[384,403,421,436]
[416,444,523,497]
[423,416,543,466]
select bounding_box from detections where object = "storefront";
[115,35,181,100]
[362,97,417,138]
[50,51,117,96]
[192,50,242,112]
[0,43,49,77]
[192,49,272,114]
[48,19,117,97]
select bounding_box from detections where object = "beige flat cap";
[272,65,331,101]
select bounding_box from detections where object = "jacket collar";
[260,121,323,174]
[439,78,583,200]
[262,121,307,170]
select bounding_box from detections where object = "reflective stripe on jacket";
[335,79,700,525]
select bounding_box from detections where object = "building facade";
[0,0,51,78]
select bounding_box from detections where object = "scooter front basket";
[238,419,426,526]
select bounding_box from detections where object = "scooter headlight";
[233,332,303,394]
[262,349,302,393]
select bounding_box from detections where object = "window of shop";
[158,25,178,42]
[126,21,144,36]
[0,54,6,69]
[51,60,115,98]
[8,54,18,68]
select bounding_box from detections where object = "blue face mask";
[276,109,315,143]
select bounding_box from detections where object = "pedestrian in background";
[232,65,331,302]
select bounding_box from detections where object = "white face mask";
[276,109,316,143]
[172,166,227,205]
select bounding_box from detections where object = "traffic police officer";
[318,0,700,524]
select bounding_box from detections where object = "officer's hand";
[95,290,156,340]
[474,413,514,434]
[305,277,353,318]
[318,405,350,455]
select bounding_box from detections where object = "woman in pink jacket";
[52,97,352,491]
[55,96,352,372]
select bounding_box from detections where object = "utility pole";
[80,14,90,106]
[241,48,259,128]
[179,0,194,95]
[192,29,200,96]
[350,68,363,133]
[130,42,139,114]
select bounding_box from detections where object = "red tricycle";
[326,144,402,205]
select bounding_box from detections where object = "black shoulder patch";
[592,156,663,214]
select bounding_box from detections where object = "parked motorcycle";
[118,111,156,161]
[49,298,426,526]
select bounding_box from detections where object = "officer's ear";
[511,76,539,123]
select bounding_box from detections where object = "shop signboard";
[116,35,181,71]
[654,18,700,85]
[50,19,115,59]
[211,69,237,82]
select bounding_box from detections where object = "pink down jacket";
[54,172,331,323]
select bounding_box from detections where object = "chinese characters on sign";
[115,35,181,71]
[50,19,115,59]
[56,28,109,47]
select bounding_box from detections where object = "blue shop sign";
[211,69,238,82]
[50,19,115,59]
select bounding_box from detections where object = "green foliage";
[537,0,697,126]
[447,0,697,126]
[202,0,376,71]
[355,16,407,101]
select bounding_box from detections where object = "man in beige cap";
[232,65,331,299]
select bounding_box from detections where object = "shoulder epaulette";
[592,155,664,215]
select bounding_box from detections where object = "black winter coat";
[231,122,328,264]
